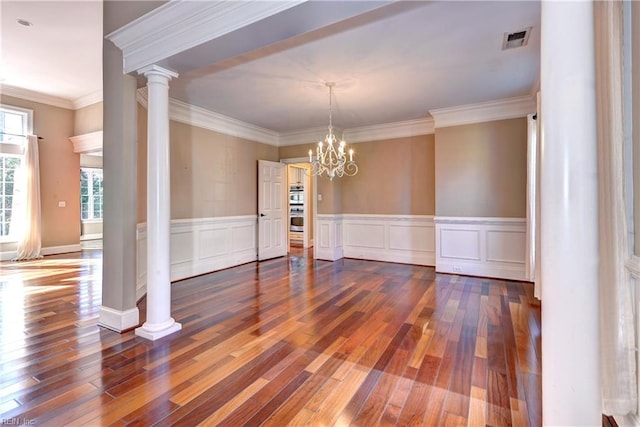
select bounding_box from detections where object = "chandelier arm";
[309,82,357,180]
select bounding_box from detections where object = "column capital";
[138,64,179,80]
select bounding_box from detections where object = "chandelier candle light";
[309,82,358,180]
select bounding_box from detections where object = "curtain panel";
[13,134,42,261]
[594,0,637,416]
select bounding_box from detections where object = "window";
[0,155,21,237]
[0,105,30,240]
[80,168,103,220]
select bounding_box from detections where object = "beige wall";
[137,104,147,223]
[137,106,279,222]
[341,135,435,215]
[435,118,527,217]
[74,102,103,135]
[279,136,435,216]
[0,95,80,250]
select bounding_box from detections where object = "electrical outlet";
[453,266,462,273]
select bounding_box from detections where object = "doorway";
[286,162,314,251]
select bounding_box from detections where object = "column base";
[99,306,140,332]
[135,319,182,341]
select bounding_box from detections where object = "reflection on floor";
[0,247,542,426]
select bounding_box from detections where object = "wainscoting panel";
[315,214,343,261]
[435,217,527,281]
[137,216,257,298]
[439,229,481,261]
[342,215,435,266]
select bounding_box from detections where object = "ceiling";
[0,0,103,104]
[1,1,540,134]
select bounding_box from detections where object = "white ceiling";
[1,1,540,133]
[0,0,103,104]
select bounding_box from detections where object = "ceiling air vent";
[502,27,532,50]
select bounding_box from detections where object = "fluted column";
[135,64,181,341]
[540,1,600,424]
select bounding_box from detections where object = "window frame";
[0,104,32,243]
[80,167,104,222]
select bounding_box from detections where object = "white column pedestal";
[135,64,181,341]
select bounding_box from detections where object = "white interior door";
[258,160,286,261]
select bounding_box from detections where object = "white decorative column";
[135,64,181,341]
[540,1,600,425]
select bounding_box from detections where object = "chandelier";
[308,82,358,180]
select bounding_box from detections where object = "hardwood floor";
[0,248,541,426]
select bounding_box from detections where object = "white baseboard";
[99,306,140,332]
[1,243,82,261]
[342,214,435,266]
[136,216,257,296]
[435,216,527,281]
[41,244,83,256]
[80,233,103,241]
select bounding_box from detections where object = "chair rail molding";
[434,216,527,281]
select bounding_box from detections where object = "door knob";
[260,213,266,217]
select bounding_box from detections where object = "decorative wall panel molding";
[315,214,344,261]
[136,216,257,298]
[342,215,435,266]
[435,216,527,281]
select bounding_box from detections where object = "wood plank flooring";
[0,247,542,426]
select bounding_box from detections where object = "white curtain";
[13,135,42,261]
[595,0,637,415]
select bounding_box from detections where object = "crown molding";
[107,1,305,74]
[278,126,341,146]
[342,117,434,143]
[429,95,536,128]
[72,90,103,110]
[135,91,535,147]
[0,84,74,110]
[137,88,278,146]
[170,98,279,146]
[69,130,103,154]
